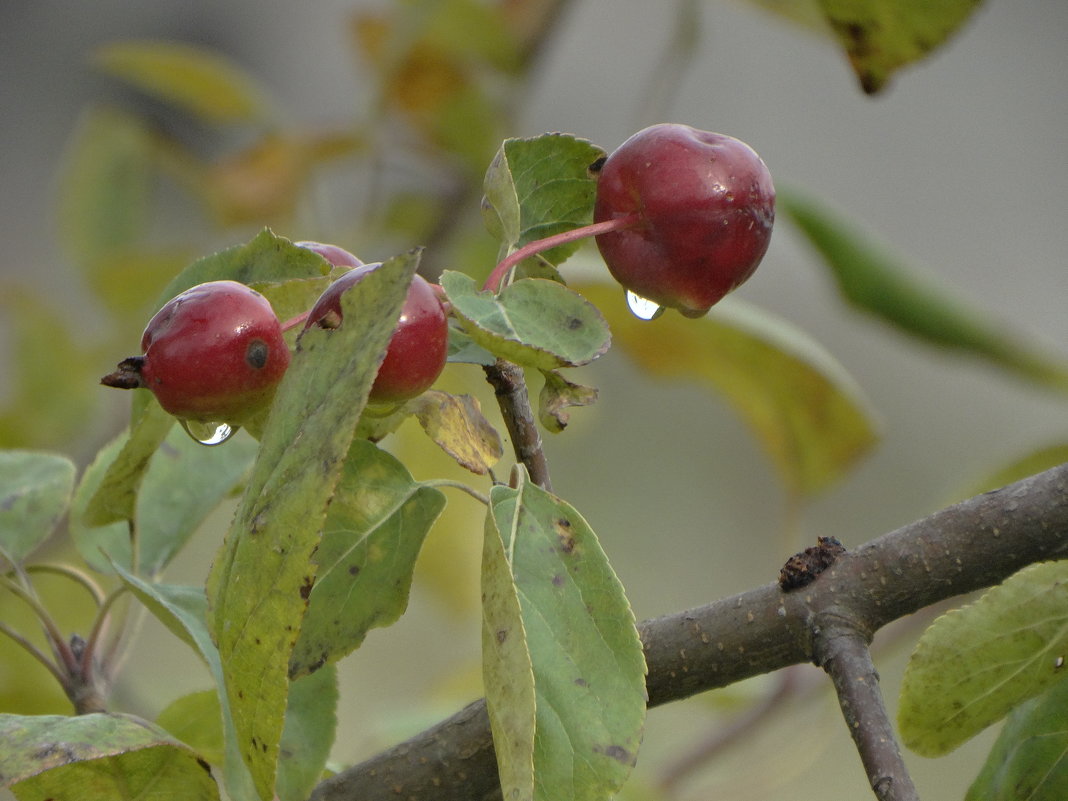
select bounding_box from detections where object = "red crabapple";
[304,264,448,403]
[593,123,775,316]
[101,280,290,424]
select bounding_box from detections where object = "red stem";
[280,310,310,333]
[482,214,641,293]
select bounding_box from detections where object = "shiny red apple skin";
[305,264,449,403]
[294,240,364,268]
[138,280,291,422]
[593,123,775,316]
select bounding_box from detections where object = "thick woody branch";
[310,462,1068,801]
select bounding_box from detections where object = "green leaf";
[579,282,878,497]
[966,674,1068,801]
[447,326,498,366]
[411,390,503,474]
[442,272,611,370]
[73,425,257,575]
[816,0,982,93]
[206,251,419,801]
[58,106,154,270]
[899,561,1068,757]
[482,134,605,268]
[153,228,331,314]
[83,404,174,527]
[482,469,647,801]
[110,569,257,801]
[275,665,338,801]
[93,40,269,123]
[0,451,75,563]
[288,438,445,678]
[152,668,337,801]
[0,712,218,801]
[156,690,226,767]
[780,187,1068,393]
[538,370,598,434]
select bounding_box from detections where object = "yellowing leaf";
[412,390,503,474]
[580,282,878,497]
[817,0,982,93]
[538,370,598,433]
[899,561,1068,756]
[0,712,219,801]
[206,251,418,800]
[93,40,269,123]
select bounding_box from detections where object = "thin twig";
[26,563,107,607]
[814,622,919,801]
[482,359,553,491]
[423,479,491,506]
[0,620,67,686]
[0,574,78,675]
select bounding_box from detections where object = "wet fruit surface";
[594,123,775,316]
[135,280,290,422]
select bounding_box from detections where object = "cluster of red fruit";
[101,242,450,427]
[101,123,774,432]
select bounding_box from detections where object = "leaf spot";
[594,743,637,766]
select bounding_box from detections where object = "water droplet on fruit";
[180,419,238,446]
[625,290,665,321]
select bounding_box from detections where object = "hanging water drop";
[625,290,665,321]
[180,419,237,446]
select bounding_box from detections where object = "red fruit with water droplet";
[593,123,775,316]
[101,280,290,423]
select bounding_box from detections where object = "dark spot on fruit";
[778,536,847,591]
[245,338,269,369]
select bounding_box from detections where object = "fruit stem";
[482,213,642,293]
[280,310,311,333]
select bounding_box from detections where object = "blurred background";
[2,1,1067,799]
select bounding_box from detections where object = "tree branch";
[310,462,1068,801]
[815,621,918,801]
[482,359,553,491]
